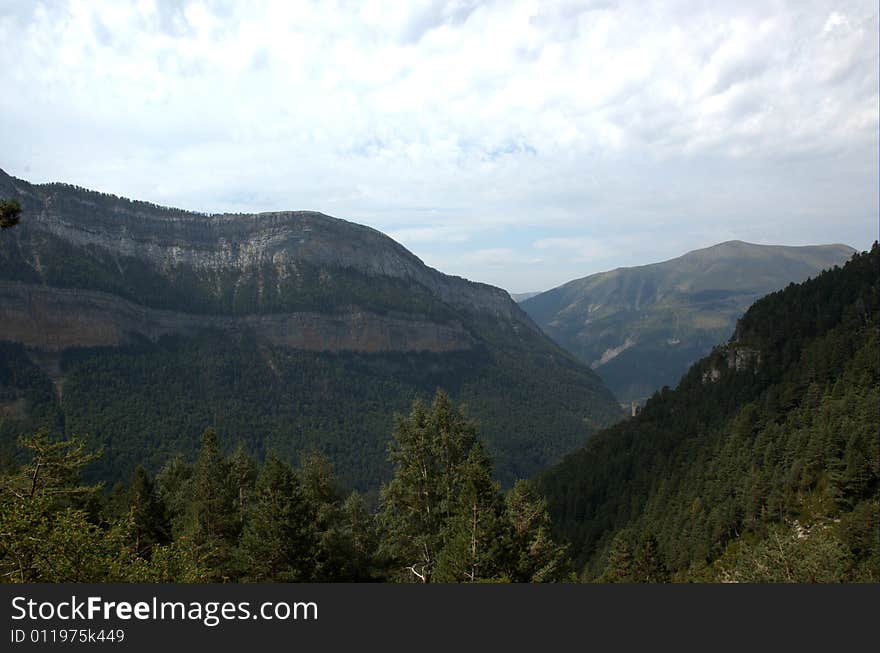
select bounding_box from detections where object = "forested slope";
[536,244,879,581]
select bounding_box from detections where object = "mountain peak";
[521,240,856,404]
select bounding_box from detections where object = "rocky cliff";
[0,169,526,344]
[0,169,623,490]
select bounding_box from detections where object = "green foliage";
[2,243,871,584]
[0,428,379,582]
[0,330,624,492]
[237,454,317,582]
[632,532,668,583]
[0,198,20,230]
[434,443,511,582]
[180,428,241,581]
[716,521,851,583]
[7,429,102,503]
[380,392,478,582]
[0,430,208,582]
[599,530,635,583]
[537,244,880,582]
[0,343,63,455]
[380,392,573,583]
[126,465,171,558]
[505,480,571,582]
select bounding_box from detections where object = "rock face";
[521,240,856,405]
[0,169,623,490]
[0,281,475,352]
[0,169,525,340]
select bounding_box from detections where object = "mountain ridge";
[0,168,529,325]
[521,240,855,404]
[534,244,878,581]
[0,170,623,490]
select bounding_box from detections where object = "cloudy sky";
[1,1,876,292]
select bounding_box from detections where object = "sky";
[0,0,877,293]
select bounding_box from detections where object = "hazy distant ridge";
[521,240,856,404]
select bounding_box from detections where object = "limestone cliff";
[0,168,530,351]
[0,169,624,491]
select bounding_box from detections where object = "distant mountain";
[511,291,541,303]
[0,170,622,490]
[535,244,879,581]
[521,241,856,405]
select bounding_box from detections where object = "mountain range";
[521,241,855,406]
[536,244,878,581]
[0,170,622,491]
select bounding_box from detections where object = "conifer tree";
[228,445,257,519]
[506,480,571,582]
[601,530,635,582]
[0,430,104,582]
[155,453,193,535]
[127,465,170,558]
[238,453,316,581]
[336,491,383,581]
[633,531,668,583]
[182,428,239,580]
[0,431,149,582]
[296,449,349,580]
[380,391,479,583]
[6,429,102,504]
[435,443,510,582]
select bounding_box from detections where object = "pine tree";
[633,531,668,582]
[5,429,102,505]
[228,445,257,520]
[154,453,193,535]
[506,480,571,582]
[296,449,348,580]
[337,491,382,580]
[601,530,635,582]
[435,443,510,582]
[182,428,239,580]
[127,466,170,558]
[0,431,137,582]
[238,453,316,581]
[380,391,479,582]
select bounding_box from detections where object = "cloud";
[462,248,542,266]
[387,225,471,245]
[0,0,875,291]
[533,236,610,262]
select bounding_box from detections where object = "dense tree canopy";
[537,244,879,582]
[0,394,572,583]
[1,245,875,584]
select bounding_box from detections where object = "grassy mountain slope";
[522,241,855,405]
[535,244,878,581]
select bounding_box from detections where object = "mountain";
[535,244,878,581]
[510,291,541,303]
[521,241,856,406]
[0,170,623,491]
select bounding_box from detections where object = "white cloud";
[387,225,471,245]
[462,248,542,266]
[533,236,611,261]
